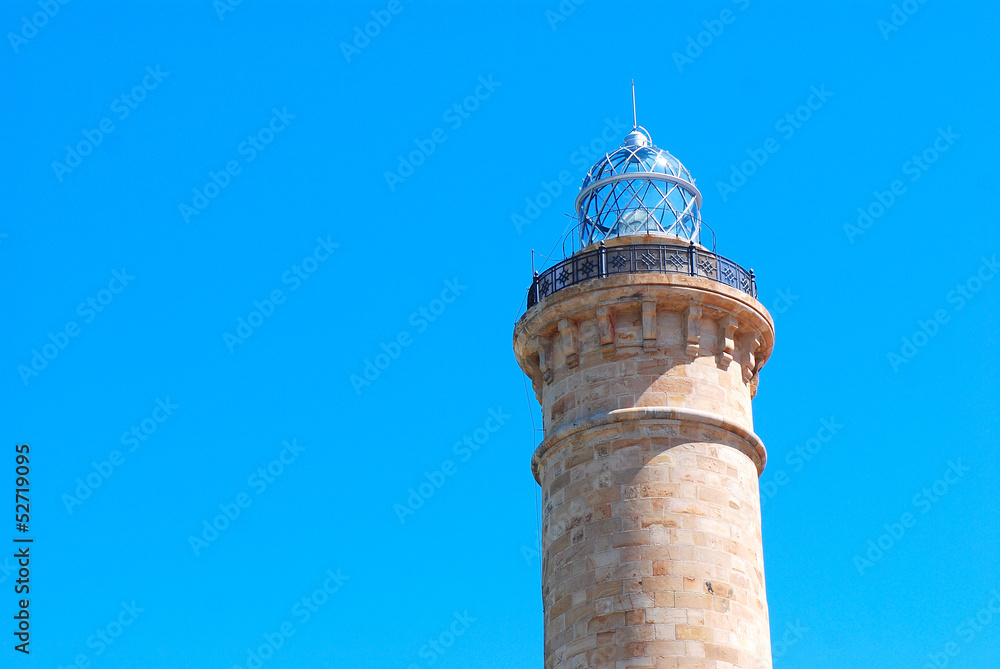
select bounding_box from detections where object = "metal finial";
[631,79,637,129]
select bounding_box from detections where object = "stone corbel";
[718,316,737,369]
[684,305,702,357]
[641,301,657,351]
[558,318,579,368]
[596,307,615,358]
[532,336,553,385]
[743,335,761,383]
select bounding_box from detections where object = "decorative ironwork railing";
[526,242,756,309]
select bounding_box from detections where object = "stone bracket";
[532,336,553,385]
[684,305,701,357]
[558,318,579,368]
[718,316,738,369]
[596,307,615,358]
[744,335,761,383]
[641,301,657,351]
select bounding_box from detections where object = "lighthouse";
[513,115,775,668]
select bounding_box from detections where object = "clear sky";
[1,1,998,667]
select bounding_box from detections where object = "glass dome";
[575,126,702,246]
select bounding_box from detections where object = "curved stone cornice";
[513,271,775,372]
[531,406,768,483]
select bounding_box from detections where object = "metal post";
[599,241,607,278]
[688,241,696,276]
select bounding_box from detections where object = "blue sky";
[1,1,998,667]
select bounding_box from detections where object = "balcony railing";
[526,242,756,309]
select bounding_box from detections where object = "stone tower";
[513,124,775,669]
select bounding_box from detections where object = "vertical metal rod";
[631,79,637,129]
[599,241,607,278]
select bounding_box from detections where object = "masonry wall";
[542,305,756,435]
[514,266,776,669]
[536,420,771,669]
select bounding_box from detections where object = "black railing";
[526,242,756,309]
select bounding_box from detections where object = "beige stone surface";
[514,256,775,669]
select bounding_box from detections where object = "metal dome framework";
[575,126,703,247]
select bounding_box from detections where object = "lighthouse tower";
[513,119,775,668]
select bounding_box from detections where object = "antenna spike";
[631,79,637,129]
